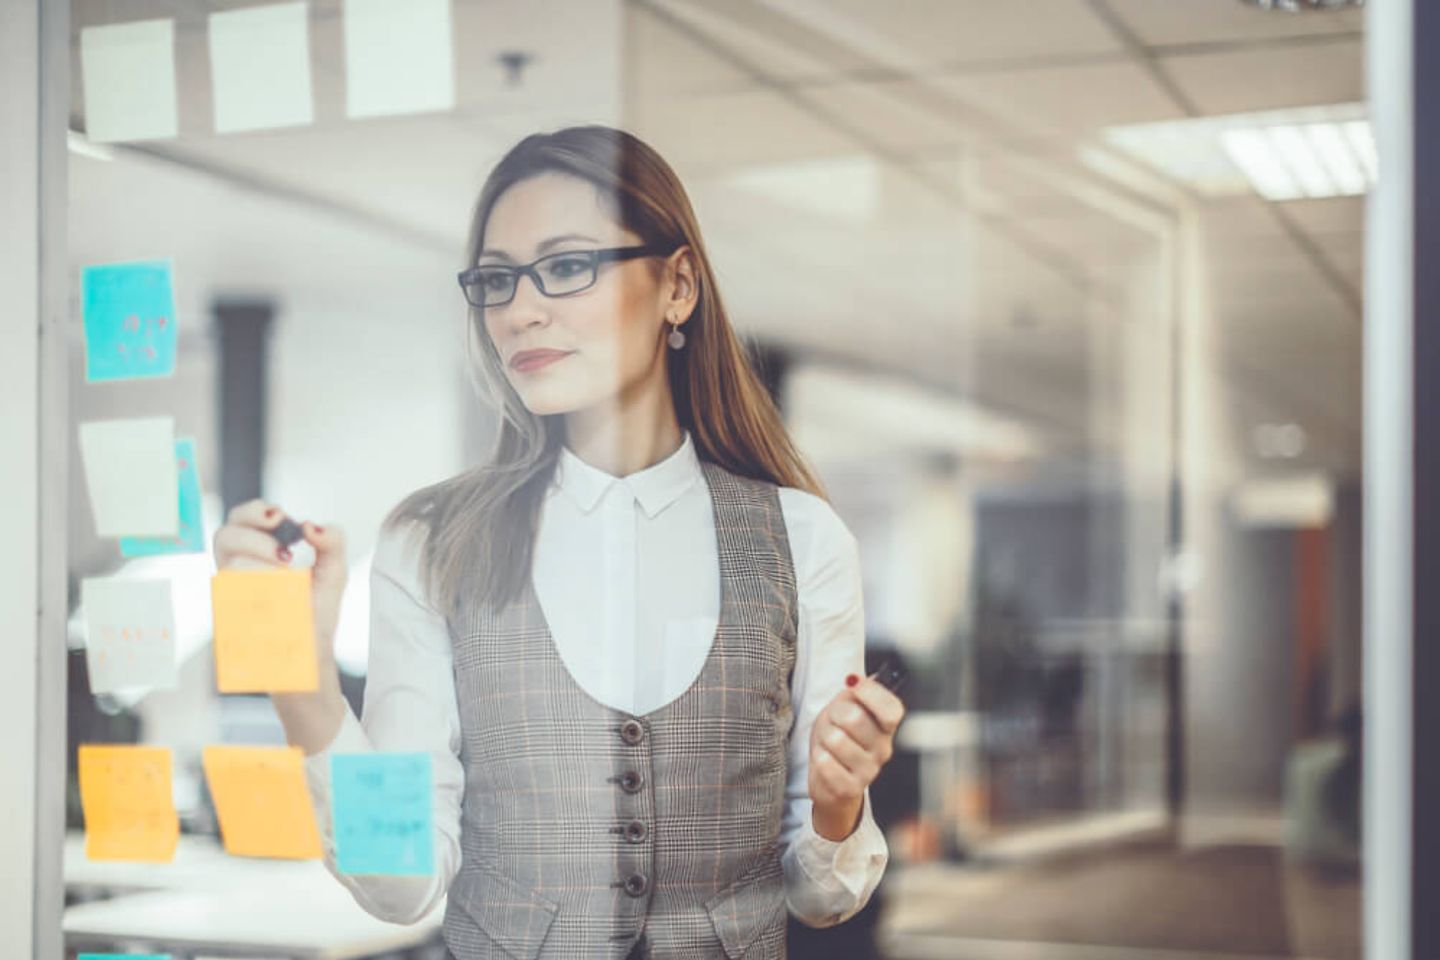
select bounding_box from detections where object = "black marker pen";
[871,658,908,697]
[270,516,306,549]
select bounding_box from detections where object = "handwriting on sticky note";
[81,577,177,695]
[78,744,179,863]
[120,437,206,557]
[211,569,318,693]
[202,745,321,860]
[82,260,179,382]
[331,752,433,876]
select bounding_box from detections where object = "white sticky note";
[79,417,180,538]
[81,577,178,695]
[210,3,315,134]
[343,0,455,119]
[80,18,179,143]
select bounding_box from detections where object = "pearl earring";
[667,321,686,350]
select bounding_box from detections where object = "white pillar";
[2,1,67,955]
[1365,0,1414,957]
[0,0,42,954]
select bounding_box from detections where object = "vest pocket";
[703,850,787,959]
[445,862,560,959]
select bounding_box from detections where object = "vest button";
[623,872,649,897]
[625,820,648,844]
[620,719,644,745]
[620,769,644,793]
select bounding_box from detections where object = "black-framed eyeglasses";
[457,243,675,308]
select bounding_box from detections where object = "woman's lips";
[510,349,573,373]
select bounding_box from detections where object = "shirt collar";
[553,429,701,519]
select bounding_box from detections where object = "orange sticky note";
[211,568,318,693]
[202,745,322,860]
[78,744,179,862]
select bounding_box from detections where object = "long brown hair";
[386,125,827,618]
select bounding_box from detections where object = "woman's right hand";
[212,498,349,672]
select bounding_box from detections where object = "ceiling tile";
[1100,0,1363,48]
[451,0,625,114]
[1200,196,1285,238]
[626,3,759,96]
[642,0,875,86]
[628,88,857,172]
[932,60,1188,142]
[1161,39,1364,115]
[794,79,975,154]
[1277,196,1364,237]
[780,0,1122,70]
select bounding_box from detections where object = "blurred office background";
[59,1,1368,957]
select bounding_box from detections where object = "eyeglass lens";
[468,251,597,306]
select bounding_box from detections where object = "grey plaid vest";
[442,459,799,959]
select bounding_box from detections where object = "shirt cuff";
[302,703,371,797]
[794,788,888,900]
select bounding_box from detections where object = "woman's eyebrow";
[479,233,600,263]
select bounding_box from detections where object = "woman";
[214,125,904,960]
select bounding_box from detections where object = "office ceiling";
[67,0,1366,480]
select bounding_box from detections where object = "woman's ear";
[666,245,700,323]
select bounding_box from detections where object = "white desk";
[65,832,311,896]
[63,833,442,959]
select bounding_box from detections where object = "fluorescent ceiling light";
[1306,123,1367,195]
[1103,103,1375,201]
[1342,119,1377,181]
[1268,125,1336,197]
[1219,128,1302,200]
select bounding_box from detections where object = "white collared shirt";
[302,429,889,928]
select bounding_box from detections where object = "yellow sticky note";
[78,744,179,862]
[211,568,318,693]
[203,745,322,860]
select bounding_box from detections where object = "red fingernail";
[845,674,859,687]
[312,524,324,534]
[277,547,291,561]
[265,507,278,517]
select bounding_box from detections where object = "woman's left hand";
[808,673,905,841]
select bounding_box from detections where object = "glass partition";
[59,2,1365,958]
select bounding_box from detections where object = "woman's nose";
[504,272,550,326]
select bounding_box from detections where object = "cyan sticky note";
[80,955,171,960]
[120,437,205,557]
[82,260,178,382]
[331,752,433,876]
